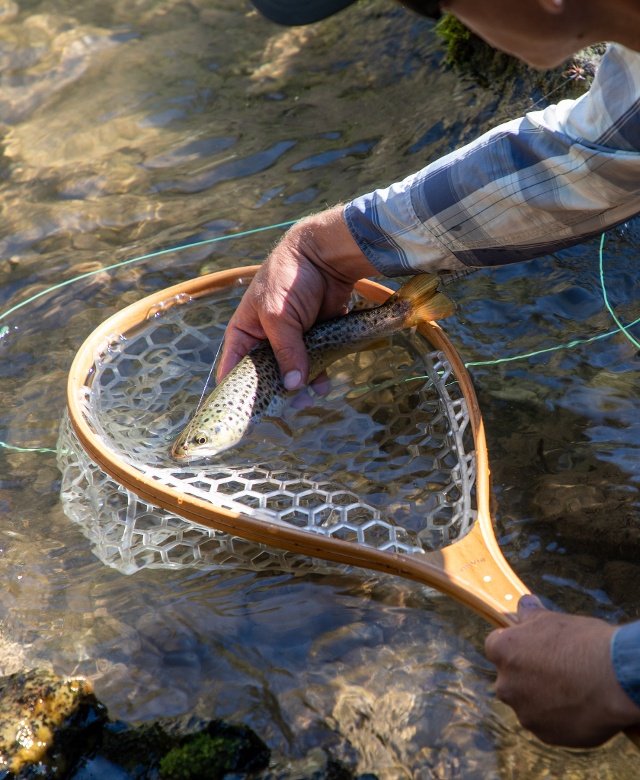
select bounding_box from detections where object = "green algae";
[159,732,241,780]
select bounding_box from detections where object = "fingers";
[484,627,506,663]
[216,304,311,387]
[215,272,316,387]
[266,319,310,390]
[485,594,545,662]
[216,206,378,386]
[484,609,634,748]
[517,593,545,621]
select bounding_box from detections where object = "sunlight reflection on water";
[0,1,639,777]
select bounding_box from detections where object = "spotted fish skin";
[171,274,454,460]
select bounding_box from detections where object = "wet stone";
[96,715,271,780]
[251,747,358,780]
[531,470,640,562]
[309,622,384,664]
[0,668,106,778]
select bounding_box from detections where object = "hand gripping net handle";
[67,266,528,627]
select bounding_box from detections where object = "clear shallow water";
[0,1,639,777]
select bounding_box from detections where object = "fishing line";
[0,224,636,453]
[181,337,225,441]
[0,441,56,454]
[598,232,640,351]
[0,220,297,330]
[197,338,224,410]
[0,220,297,453]
[465,231,640,366]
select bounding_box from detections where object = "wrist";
[287,206,379,286]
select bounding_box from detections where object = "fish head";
[170,419,242,461]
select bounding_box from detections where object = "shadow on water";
[0,0,639,777]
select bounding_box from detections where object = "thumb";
[517,593,545,622]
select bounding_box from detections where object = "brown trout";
[171,274,454,460]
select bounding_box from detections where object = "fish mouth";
[170,436,203,461]
[170,441,191,461]
[170,444,213,462]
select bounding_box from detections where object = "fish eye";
[195,433,208,446]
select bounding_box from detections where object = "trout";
[171,274,454,460]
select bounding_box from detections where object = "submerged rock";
[0,668,106,778]
[74,715,270,780]
[250,747,356,780]
[0,669,369,779]
[93,718,369,780]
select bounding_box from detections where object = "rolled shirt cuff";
[611,622,640,708]
[344,194,470,277]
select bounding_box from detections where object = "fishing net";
[58,269,476,575]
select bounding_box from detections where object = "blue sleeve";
[611,621,640,707]
[345,43,640,276]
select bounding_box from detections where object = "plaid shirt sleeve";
[344,43,640,275]
[612,622,640,708]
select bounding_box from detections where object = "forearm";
[346,43,640,275]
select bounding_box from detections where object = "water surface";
[0,1,639,777]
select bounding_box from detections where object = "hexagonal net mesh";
[58,281,477,574]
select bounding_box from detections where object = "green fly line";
[464,233,640,367]
[0,220,297,330]
[0,220,297,453]
[598,232,640,351]
[0,225,637,454]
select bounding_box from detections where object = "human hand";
[485,595,640,747]
[216,205,378,389]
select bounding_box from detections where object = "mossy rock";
[435,13,603,100]
[158,720,270,780]
[0,672,367,779]
[159,732,241,780]
[96,716,270,779]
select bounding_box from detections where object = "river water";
[0,0,639,777]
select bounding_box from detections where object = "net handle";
[67,266,528,627]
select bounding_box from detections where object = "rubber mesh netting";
[57,285,477,574]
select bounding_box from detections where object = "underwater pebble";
[0,636,24,677]
[309,622,384,664]
[0,1,17,23]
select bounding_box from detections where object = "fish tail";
[395,274,456,325]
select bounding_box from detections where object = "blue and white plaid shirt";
[613,623,640,709]
[346,41,640,709]
[345,43,640,274]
